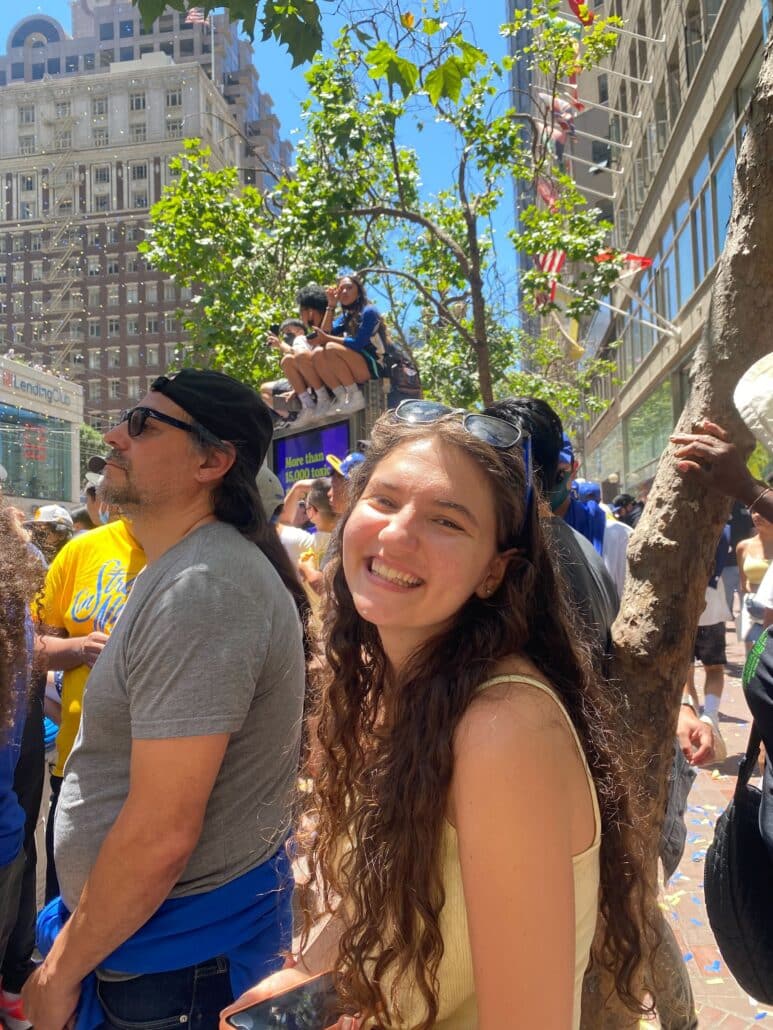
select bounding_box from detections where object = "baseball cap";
[611,492,635,513]
[256,465,284,520]
[326,451,366,478]
[734,353,773,453]
[151,369,274,472]
[558,433,574,466]
[24,504,73,531]
[577,480,602,502]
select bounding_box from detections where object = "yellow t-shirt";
[38,520,146,777]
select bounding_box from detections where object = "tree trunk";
[581,37,773,1027]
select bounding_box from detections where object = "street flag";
[594,250,653,270]
[536,176,560,210]
[185,7,210,25]
[568,1,595,25]
[536,250,567,304]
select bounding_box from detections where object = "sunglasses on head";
[392,398,533,516]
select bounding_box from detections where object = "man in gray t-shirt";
[24,371,307,1030]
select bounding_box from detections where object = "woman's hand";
[219,968,311,1029]
[326,284,340,305]
[312,326,332,344]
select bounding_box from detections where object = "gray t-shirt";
[55,521,306,912]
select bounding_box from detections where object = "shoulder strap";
[736,720,762,799]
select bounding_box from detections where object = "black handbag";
[704,719,773,1003]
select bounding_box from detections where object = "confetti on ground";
[689,917,703,926]
[683,952,693,962]
[706,977,725,985]
[705,960,721,972]
[755,1013,768,1020]
[691,849,707,861]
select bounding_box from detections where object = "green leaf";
[365,41,419,97]
[425,56,464,105]
[260,0,323,65]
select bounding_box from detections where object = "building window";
[126,226,143,242]
[12,237,25,254]
[126,344,140,364]
[100,50,114,68]
[18,105,35,125]
[166,119,184,139]
[21,174,35,192]
[84,53,95,70]
[127,318,140,335]
[108,343,121,362]
[107,226,120,244]
[20,201,36,220]
[120,19,134,37]
[95,195,110,212]
[126,285,139,305]
[107,286,119,306]
[55,101,71,119]
[88,286,101,307]
[131,163,147,181]
[164,315,177,333]
[65,55,79,73]
[164,282,176,301]
[107,258,120,275]
[109,379,121,400]
[88,348,101,367]
[0,269,6,284]
[88,228,101,246]
[92,96,108,118]
[19,136,36,156]
[146,344,159,364]
[159,14,174,32]
[132,192,148,209]
[31,261,43,281]
[120,47,134,62]
[146,317,159,335]
[130,123,147,143]
[179,38,194,56]
[99,22,115,40]
[87,256,100,276]
[166,88,182,107]
[12,265,24,283]
[89,380,102,401]
[127,377,141,399]
[597,74,608,105]
[30,232,42,252]
[126,255,140,273]
[88,322,101,340]
[94,166,110,185]
[93,128,109,148]
[48,58,61,75]
[146,283,158,303]
[130,92,146,111]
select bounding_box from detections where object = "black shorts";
[694,623,726,667]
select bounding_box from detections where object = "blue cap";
[559,433,574,465]
[577,481,601,502]
[327,451,366,478]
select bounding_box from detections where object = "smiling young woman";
[223,411,659,1030]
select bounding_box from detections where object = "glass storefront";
[624,380,674,485]
[586,422,624,490]
[0,403,72,500]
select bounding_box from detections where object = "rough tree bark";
[581,37,773,1029]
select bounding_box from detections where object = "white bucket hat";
[734,352,773,453]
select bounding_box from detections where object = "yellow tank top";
[744,553,771,589]
[367,675,601,1029]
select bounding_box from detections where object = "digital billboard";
[272,420,351,492]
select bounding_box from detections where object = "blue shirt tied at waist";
[37,844,293,1030]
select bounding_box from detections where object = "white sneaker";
[293,406,318,427]
[700,713,727,764]
[314,391,333,418]
[345,387,365,413]
[332,389,349,414]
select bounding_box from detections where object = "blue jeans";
[96,956,233,1029]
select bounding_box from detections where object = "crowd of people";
[0,353,768,1029]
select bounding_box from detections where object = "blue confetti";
[683,952,693,962]
[755,1014,767,1020]
[691,850,707,862]
[689,918,703,926]
[704,960,721,972]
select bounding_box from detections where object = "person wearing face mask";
[34,483,146,903]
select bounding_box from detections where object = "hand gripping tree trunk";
[581,37,773,1029]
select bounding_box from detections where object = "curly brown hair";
[0,505,44,735]
[296,414,658,1027]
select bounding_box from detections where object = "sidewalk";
[654,630,772,1027]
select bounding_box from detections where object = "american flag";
[185,7,210,25]
[536,250,566,305]
[568,0,594,25]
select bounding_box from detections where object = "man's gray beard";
[100,479,141,507]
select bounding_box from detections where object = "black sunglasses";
[393,399,523,450]
[118,406,197,438]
